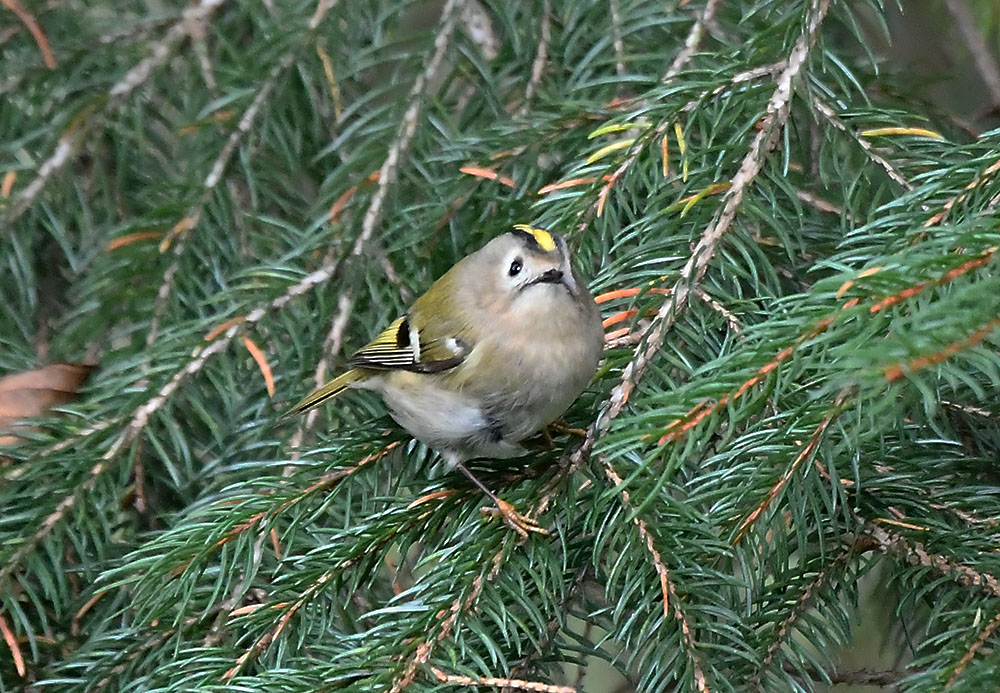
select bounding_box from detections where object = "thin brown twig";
[603,461,710,692]
[591,60,785,220]
[610,0,833,432]
[93,628,177,692]
[608,0,626,78]
[460,0,499,61]
[185,12,216,90]
[388,544,508,692]
[946,608,1000,688]
[203,532,266,648]
[753,543,858,689]
[0,24,19,49]
[42,418,114,454]
[794,189,847,218]
[0,255,351,590]
[923,155,1000,227]
[693,287,741,333]
[519,0,551,116]
[318,289,357,381]
[309,0,337,29]
[356,0,462,265]
[866,524,1000,599]
[504,566,590,692]
[216,442,400,554]
[97,16,173,46]
[941,400,998,420]
[221,450,406,679]
[2,0,56,68]
[664,0,723,81]
[431,667,575,693]
[286,246,340,463]
[132,441,147,514]
[540,0,831,514]
[813,98,913,192]
[942,0,1000,109]
[3,4,379,584]
[733,388,850,545]
[674,61,788,121]
[223,569,320,681]
[302,0,463,423]
[786,665,908,687]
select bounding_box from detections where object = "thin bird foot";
[480,499,549,541]
[549,418,587,439]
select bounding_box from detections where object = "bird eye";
[508,258,523,276]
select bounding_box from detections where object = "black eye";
[508,258,523,276]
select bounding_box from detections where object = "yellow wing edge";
[282,369,364,417]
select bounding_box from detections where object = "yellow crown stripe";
[512,224,556,252]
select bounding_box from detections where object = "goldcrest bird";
[287,225,604,537]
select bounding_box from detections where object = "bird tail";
[283,369,364,417]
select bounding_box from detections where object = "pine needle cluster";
[2,1,1000,691]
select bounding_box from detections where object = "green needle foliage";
[2,1,1000,691]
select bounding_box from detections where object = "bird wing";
[348,314,469,374]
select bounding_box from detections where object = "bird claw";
[548,419,587,439]
[480,499,549,541]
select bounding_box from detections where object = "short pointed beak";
[536,268,564,284]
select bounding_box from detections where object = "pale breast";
[371,370,525,460]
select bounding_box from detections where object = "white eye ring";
[508,258,523,276]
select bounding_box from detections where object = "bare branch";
[519,0,552,116]
[943,0,1000,108]
[664,0,723,81]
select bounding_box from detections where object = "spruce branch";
[790,665,909,687]
[602,461,709,693]
[432,666,575,693]
[149,49,299,346]
[388,544,509,693]
[309,0,463,376]
[752,541,862,689]
[924,156,1000,227]
[1,231,403,595]
[518,0,551,117]
[504,565,590,690]
[537,0,835,510]
[663,0,723,81]
[288,0,464,455]
[813,97,915,191]
[1,0,227,228]
[946,608,1000,688]
[867,524,1000,599]
[606,0,832,438]
[4,1,1000,689]
[733,387,851,545]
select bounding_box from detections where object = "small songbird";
[287,225,604,537]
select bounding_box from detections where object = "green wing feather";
[283,368,364,416]
[285,305,471,416]
[349,313,467,373]
[349,316,415,369]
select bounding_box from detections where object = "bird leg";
[453,461,548,541]
[524,420,585,451]
[548,418,587,439]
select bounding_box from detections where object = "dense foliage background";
[2,1,1000,691]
